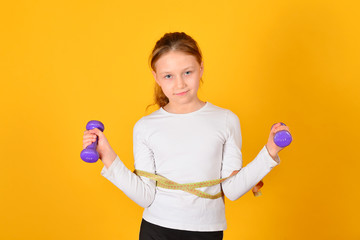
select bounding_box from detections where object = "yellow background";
[1,0,359,239]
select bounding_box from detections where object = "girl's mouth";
[175,90,189,96]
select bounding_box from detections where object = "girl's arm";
[100,118,156,208]
[221,111,280,201]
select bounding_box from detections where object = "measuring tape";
[134,169,262,199]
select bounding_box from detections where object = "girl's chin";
[170,97,202,105]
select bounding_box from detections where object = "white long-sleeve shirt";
[101,102,280,231]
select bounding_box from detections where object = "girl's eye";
[185,71,191,75]
[164,74,172,79]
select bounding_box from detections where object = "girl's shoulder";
[206,102,239,118]
[207,103,241,127]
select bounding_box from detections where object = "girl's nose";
[176,76,186,88]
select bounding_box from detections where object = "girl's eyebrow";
[159,66,194,75]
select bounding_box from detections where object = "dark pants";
[139,218,223,240]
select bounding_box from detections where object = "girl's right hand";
[82,128,115,161]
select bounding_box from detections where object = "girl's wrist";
[265,144,278,160]
[101,147,117,169]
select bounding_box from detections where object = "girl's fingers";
[88,128,101,135]
[253,181,264,192]
[82,129,102,149]
[83,133,97,139]
[272,123,290,131]
[83,139,97,149]
[82,130,99,149]
[252,180,264,197]
[85,134,97,139]
[83,138,96,144]
[83,138,97,147]
[273,125,290,134]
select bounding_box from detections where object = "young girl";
[82,32,290,240]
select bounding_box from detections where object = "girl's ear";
[152,70,160,85]
[200,61,204,77]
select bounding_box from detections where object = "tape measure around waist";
[134,169,239,199]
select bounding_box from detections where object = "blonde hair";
[146,32,203,111]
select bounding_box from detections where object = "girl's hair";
[146,32,203,111]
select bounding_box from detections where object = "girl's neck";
[163,99,206,114]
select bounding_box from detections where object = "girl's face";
[152,50,204,106]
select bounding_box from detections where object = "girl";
[82,32,290,240]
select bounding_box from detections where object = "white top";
[101,102,280,231]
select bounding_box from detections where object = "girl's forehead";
[155,51,199,71]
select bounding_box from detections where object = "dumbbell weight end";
[271,122,292,148]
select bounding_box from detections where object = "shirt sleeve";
[221,110,280,201]
[100,118,156,208]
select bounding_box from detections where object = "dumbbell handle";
[80,120,105,163]
[271,122,292,148]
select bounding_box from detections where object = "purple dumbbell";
[80,120,105,163]
[271,122,292,148]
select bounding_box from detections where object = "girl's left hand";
[265,122,291,159]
